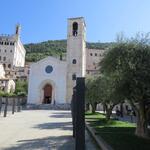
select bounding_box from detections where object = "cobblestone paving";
[0,110,99,150]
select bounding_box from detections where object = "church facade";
[28,17,86,104]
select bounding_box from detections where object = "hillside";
[24,40,114,62]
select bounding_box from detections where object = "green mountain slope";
[24,40,114,62]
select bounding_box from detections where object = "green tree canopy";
[15,80,28,96]
[100,34,150,138]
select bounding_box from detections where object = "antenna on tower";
[15,23,21,35]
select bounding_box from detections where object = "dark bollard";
[12,98,15,114]
[17,98,21,112]
[75,77,85,150]
[71,87,76,138]
[4,97,8,117]
[0,97,2,115]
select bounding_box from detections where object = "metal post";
[71,87,76,138]
[0,97,2,115]
[17,98,21,112]
[75,77,85,150]
[12,98,15,114]
[4,97,8,117]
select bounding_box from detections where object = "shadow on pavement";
[33,121,73,131]
[49,111,72,119]
[3,135,75,150]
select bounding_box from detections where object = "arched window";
[8,64,11,68]
[72,74,76,80]
[3,64,6,69]
[72,59,77,64]
[3,57,6,61]
[72,22,78,36]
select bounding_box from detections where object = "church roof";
[31,56,67,67]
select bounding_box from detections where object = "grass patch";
[85,112,150,150]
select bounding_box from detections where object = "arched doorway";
[43,84,52,104]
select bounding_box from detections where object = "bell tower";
[66,17,86,102]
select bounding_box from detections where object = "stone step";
[25,104,71,110]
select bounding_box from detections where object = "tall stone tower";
[66,17,86,103]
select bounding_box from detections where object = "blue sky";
[0,0,150,44]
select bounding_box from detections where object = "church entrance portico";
[43,84,52,104]
[39,79,56,104]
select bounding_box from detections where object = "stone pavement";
[0,110,99,150]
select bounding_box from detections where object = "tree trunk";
[135,113,149,138]
[91,102,97,113]
[120,102,124,117]
[85,103,90,111]
[135,102,149,138]
[106,107,113,120]
[103,103,106,113]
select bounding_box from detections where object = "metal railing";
[0,97,23,117]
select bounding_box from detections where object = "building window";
[3,64,6,69]
[95,53,97,56]
[90,53,93,56]
[8,64,11,68]
[10,50,12,53]
[72,74,76,80]
[72,59,77,64]
[3,57,6,61]
[45,65,53,74]
[5,50,7,52]
[72,22,78,36]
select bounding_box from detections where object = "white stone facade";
[0,24,26,70]
[28,57,67,104]
[0,25,26,93]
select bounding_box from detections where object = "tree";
[101,34,150,138]
[98,75,123,120]
[15,80,28,96]
[85,75,122,118]
[85,76,101,113]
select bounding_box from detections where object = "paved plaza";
[0,109,98,150]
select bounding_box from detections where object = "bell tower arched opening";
[72,22,78,36]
